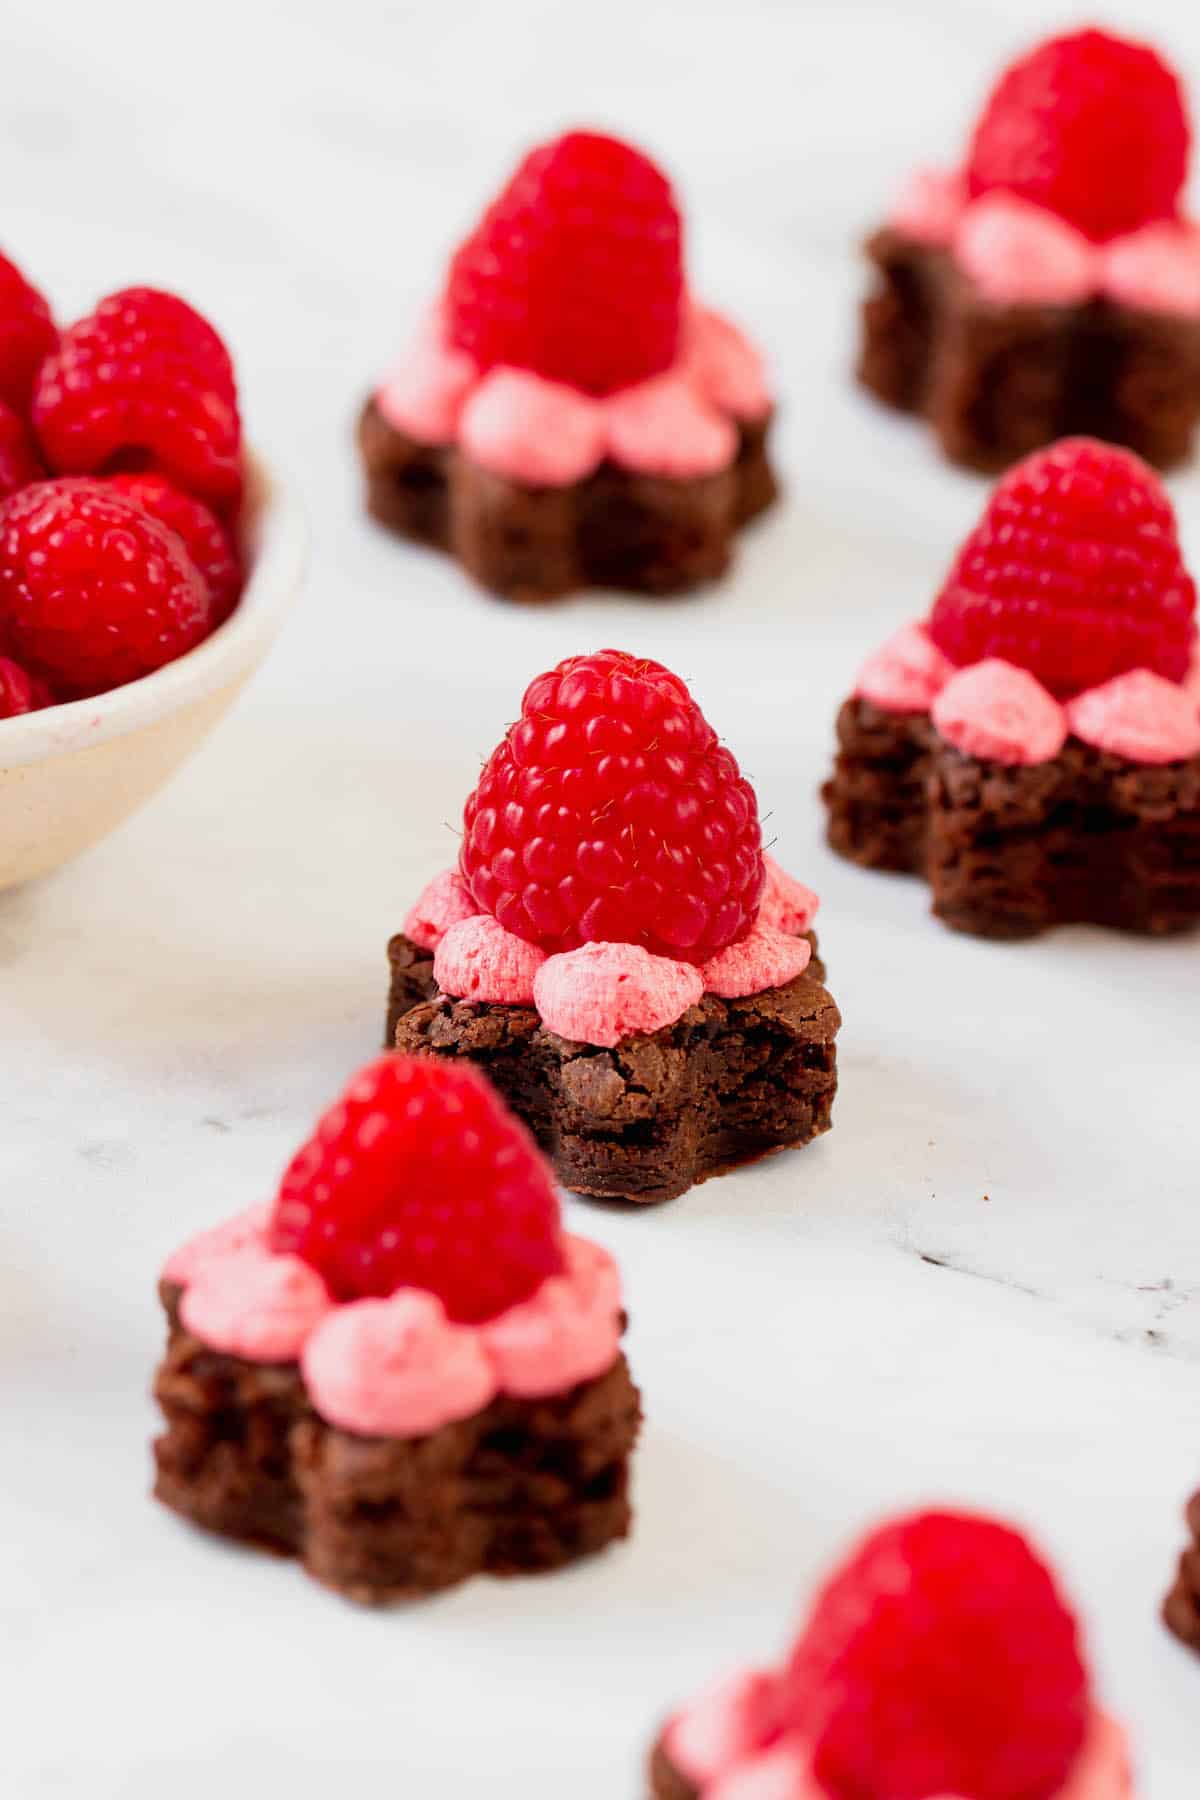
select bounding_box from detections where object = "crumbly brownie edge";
[1163,1489,1200,1653]
[152,1285,641,1603]
[648,1737,699,1800]
[824,695,1200,938]
[389,935,839,1205]
[357,397,778,602]
[858,228,1200,472]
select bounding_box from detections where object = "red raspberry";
[0,479,212,700]
[33,288,242,510]
[0,251,56,412]
[788,1510,1090,1800]
[270,1055,564,1322]
[0,399,45,500]
[108,473,242,625]
[966,29,1190,243]
[0,655,50,718]
[460,650,764,963]
[928,438,1195,697]
[445,130,684,396]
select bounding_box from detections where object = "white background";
[2,2,1198,1795]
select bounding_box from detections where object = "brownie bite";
[857,28,1200,471]
[152,1056,640,1602]
[386,649,840,1204]
[649,1510,1135,1800]
[1163,1488,1200,1654]
[822,438,1200,938]
[358,130,777,602]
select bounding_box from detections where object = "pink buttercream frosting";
[855,621,954,714]
[605,372,737,478]
[179,1242,333,1363]
[163,1216,623,1438]
[405,856,820,1044]
[701,923,811,999]
[375,301,771,487]
[433,912,547,1004]
[376,311,477,444]
[886,169,1200,320]
[668,1679,1132,1800]
[1064,669,1200,765]
[301,1291,498,1438]
[533,941,704,1047]
[887,166,968,247]
[759,855,819,936]
[955,195,1095,307]
[860,620,1200,768]
[480,1236,621,1398]
[402,869,480,950]
[931,660,1069,765]
[1101,223,1200,318]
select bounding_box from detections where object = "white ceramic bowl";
[0,455,306,892]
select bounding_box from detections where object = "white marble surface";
[2,1,1199,1794]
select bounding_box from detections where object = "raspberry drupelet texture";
[787,1510,1090,1800]
[269,1055,565,1323]
[0,399,45,500]
[0,251,57,413]
[0,655,48,718]
[928,437,1196,697]
[33,288,242,510]
[459,649,765,963]
[966,28,1190,244]
[0,478,212,699]
[108,472,242,625]
[445,130,684,396]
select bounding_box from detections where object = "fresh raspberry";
[0,399,45,500]
[0,478,212,699]
[966,29,1190,243]
[0,252,56,412]
[108,472,242,624]
[33,288,242,510]
[445,130,684,395]
[0,655,50,718]
[928,438,1196,697]
[460,649,764,963]
[270,1055,564,1322]
[788,1510,1090,1800]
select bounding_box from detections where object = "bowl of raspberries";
[0,263,304,892]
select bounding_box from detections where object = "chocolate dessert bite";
[858,28,1200,471]
[649,1509,1135,1800]
[153,1055,640,1602]
[822,438,1200,938]
[1163,1488,1200,1654]
[358,130,777,601]
[387,649,840,1203]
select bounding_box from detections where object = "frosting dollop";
[666,1670,782,1787]
[888,166,967,247]
[701,923,811,999]
[606,372,736,478]
[433,912,547,1005]
[402,869,480,951]
[376,300,771,487]
[955,195,1095,307]
[758,855,819,936]
[180,1242,333,1363]
[1101,223,1200,318]
[302,1290,498,1438]
[932,660,1069,765]
[1064,668,1200,764]
[460,368,607,486]
[162,1201,270,1287]
[480,1236,621,1397]
[533,941,704,1047]
[855,620,954,713]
